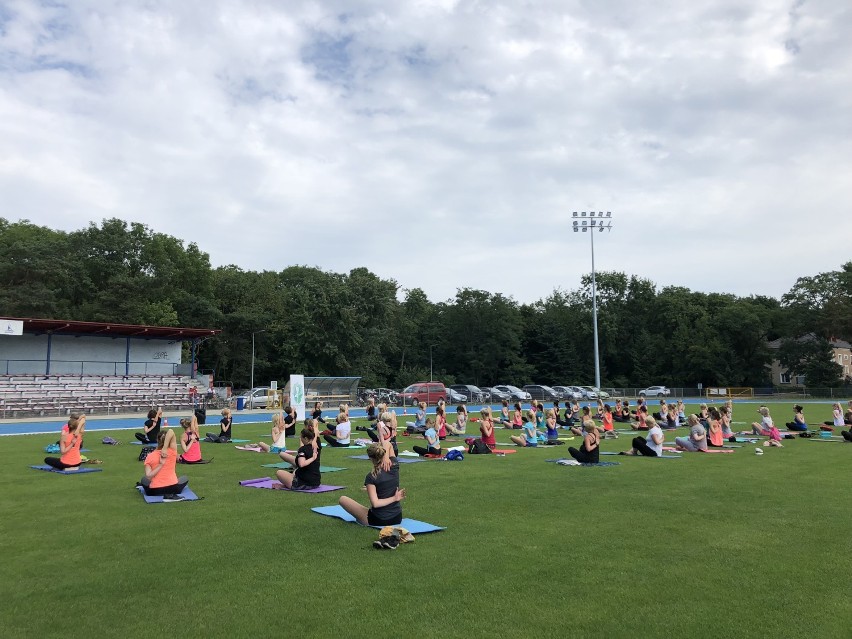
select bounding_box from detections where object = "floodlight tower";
[572,211,613,392]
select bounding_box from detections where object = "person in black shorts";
[274,428,321,490]
[338,443,405,526]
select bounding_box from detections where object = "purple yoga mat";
[238,477,345,493]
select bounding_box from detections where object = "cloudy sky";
[1,0,850,303]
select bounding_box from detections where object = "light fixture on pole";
[572,211,613,391]
[251,330,267,403]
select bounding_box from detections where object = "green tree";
[778,335,844,387]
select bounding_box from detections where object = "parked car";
[522,384,560,401]
[236,387,272,409]
[492,385,532,401]
[481,387,511,402]
[400,382,447,406]
[553,385,582,400]
[450,384,486,403]
[447,388,468,404]
[639,385,671,398]
[579,385,610,400]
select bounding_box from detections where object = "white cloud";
[1,0,850,304]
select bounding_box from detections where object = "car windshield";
[541,386,556,392]
[403,386,416,393]
[505,385,522,392]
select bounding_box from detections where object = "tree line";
[1,218,850,389]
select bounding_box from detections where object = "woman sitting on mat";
[479,407,497,449]
[621,415,664,456]
[707,407,725,447]
[255,412,288,453]
[45,414,86,471]
[561,401,577,428]
[406,401,428,434]
[509,411,539,447]
[601,404,617,439]
[357,398,378,432]
[652,399,668,421]
[135,407,162,444]
[274,428,321,490]
[339,443,405,527]
[612,400,629,424]
[413,418,442,457]
[786,405,808,432]
[719,405,735,441]
[675,415,708,452]
[750,406,774,436]
[434,406,448,440]
[323,412,353,448]
[633,405,650,431]
[206,408,233,442]
[178,415,206,463]
[511,402,524,430]
[676,400,687,425]
[446,404,467,436]
[311,401,326,425]
[695,403,710,428]
[567,417,600,463]
[822,402,844,431]
[139,429,189,496]
[498,400,512,427]
[544,408,561,444]
[660,404,679,431]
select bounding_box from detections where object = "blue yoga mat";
[545,459,620,467]
[31,465,103,475]
[348,455,426,464]
[136,485,200,503]
[311,505,445,533]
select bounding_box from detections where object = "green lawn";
[2,401,851,638]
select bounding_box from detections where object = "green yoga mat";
[261,462,347,472]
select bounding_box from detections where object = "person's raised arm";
[60,430,77,454]
[366,483,405,509]
[650,430,664,446]
[297,445,318,468]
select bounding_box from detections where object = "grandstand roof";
[10,317,220,341]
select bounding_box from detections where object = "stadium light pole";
[572,211,613,392]
[429,344,438,382]
[251,329,266,392]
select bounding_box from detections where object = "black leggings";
[631,436,659,457]
[44,457,78,470]
[367,429,379,442]
[568,446,599,464]
[135,432,154,443]
[413,445,441,456]
[205,433,230,443]
[842,430,852,442]
[324,434,351,447]
[140,475,189,496]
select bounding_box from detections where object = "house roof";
[4,317,220,341]
[767,334,851,350]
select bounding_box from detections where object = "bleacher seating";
[0,374,203,418]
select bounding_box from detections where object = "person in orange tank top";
[45,414,86,470]
[139,429,189,496]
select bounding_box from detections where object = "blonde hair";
[380,411,393,423]
[481,406,492,418]
[644,415,656,428]
[583,417,596,433]
[688,414,700,426]
[367,443,386,477]
[222,408,231,417]
[758,406,770,417]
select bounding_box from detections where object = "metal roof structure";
[6,317,220,341]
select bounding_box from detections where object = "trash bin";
[194,407,207,425]
[236,397,245,411]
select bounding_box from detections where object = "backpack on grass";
[138,446,156,462]
[445,450,464,461]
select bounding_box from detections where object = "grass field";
[2,401,851,638]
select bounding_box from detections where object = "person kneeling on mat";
[45,414,86,471]
[139,429,188,497]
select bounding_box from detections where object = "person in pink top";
[139,430,189,496]
[435,406,448,440]
[45,414,86,470]
[178,415,204,463]
[479,407,497,449]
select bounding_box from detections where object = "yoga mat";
[261,462,347,472]
[491,449,517,454]
[600,452,682,459]
[136,485,200,503]
[807,438,842,443]
[699,448,734,454]
[235,446,266,452]
[348,455,426,464]
[398,450,420,457]
[239,478,345,493]
[311,505,445,534]
[734,438,759,443]
[545,459,620,467]
[30,465,103,475]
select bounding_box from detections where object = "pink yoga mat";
[238,477,344,493]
